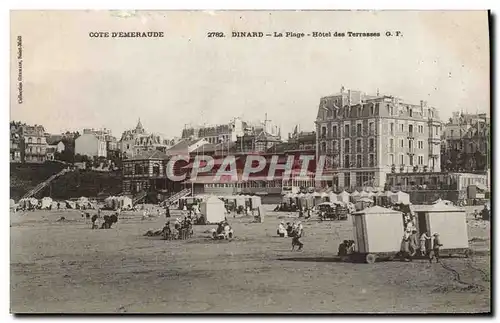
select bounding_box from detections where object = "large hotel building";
[315,88,442,190]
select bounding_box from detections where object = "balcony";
[407,132,414,139]
[407,147,415,155]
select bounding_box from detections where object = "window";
[408,140,413,151]
[409,124,413,134]
[332,140,338,151]
[344,124,350,137]
[356,139,362,153]
[409,109,413,117]
[356,155,362,168]
[388,154,395,165]
[369,138,375,152]
[37,138,41,144]
[370,106,374,115]
[418,140,424,149]
[400,139,404,148]
[400,154,404,165]
[369,154,375,167]
[321,127,327,137]
[390,106,394,115]
[369,122,374,134]
[344,155,350,168]
[332,125,337,137]
[344,108,349,118]
[127,144,130,149]
[344,139,350,154]
[345,172,351,188]
[418,125,424,133]
[400,124,404,132]
[409,155,414,166]
[356,123,362,136]
[390,123,394,135]
[152,163,160,176]
[321,142,326,152]
[333,110,337,119]
[418,156,424,165]
[28,137,32,144]
[389,138,394,152]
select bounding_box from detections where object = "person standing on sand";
[420,231,431,256]
[429,233,443,263]
[291,222,304,251]
[409,229,419,256]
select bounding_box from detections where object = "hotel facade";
[315,88,442,190]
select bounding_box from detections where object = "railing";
[21,168,70,199]
[161,188,192,206]
[132,191,148,205]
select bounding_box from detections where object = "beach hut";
[390,191,411,205]
[40,197,53,209]
[328,192,337,203]
[373,191,384,205]
[350,190,361,203]
[235,195,246,208]
[200,196,226,224]
[312,191,322,205]
[119,196,133,210]
[250,196,262,209]
[355,197,374,211]
[351,206,405,263]
[412,202,469,253]
[338,191,351,203]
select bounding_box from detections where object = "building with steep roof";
[119,119,170,158]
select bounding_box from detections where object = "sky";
[10,10,490,139]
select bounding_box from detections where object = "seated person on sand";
[277,222,288,237]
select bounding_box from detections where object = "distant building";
[19,124,49,163]
[75,133,107,158]
[181,116,281,145]
[119,119,168,158]
[315,87,442,190]
[441,112,490,172]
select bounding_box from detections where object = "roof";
[166,139,203,155]
[411,202,465,213]
[126,150,169,161]
[46,135,63,145]
[353,205,402,215]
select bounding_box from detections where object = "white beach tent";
[328,192,338,203]
[200,196,226,224]
[390,191,411,205]
[351,190,361,203]
[359,191,370,198]
[40,197,53,209]
[250,195,262,209]
[338,191,351,203]
[119,196,133,209]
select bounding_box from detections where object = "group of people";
[158,217,194,240]
[89,208,119,229]
[212,220,234,240]
[400,229,443,263]
[277,221,304,251]
[337,240,356,256]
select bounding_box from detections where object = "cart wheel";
[365,254,377,264]
[465,249,474,258]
